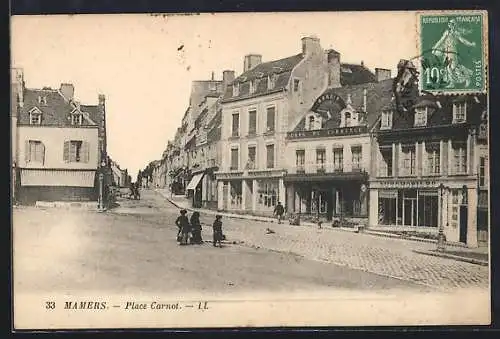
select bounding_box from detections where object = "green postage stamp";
[418,11,487,94]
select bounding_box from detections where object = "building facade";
[284,73,393,223]
[15,81,105,204]
[216,36,335,216]
[369,93,488,248]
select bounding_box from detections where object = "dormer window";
[267,75,276,90]
[249,80,256,94]
[306,113,322,131]
[232,83,239,97]
[453,102,467,123]
[345,112,352,127]
[29,108,42,125]
[380,110,393,130]
[37,96,47,105]
[414,107,428,127]
[71,113,83,125]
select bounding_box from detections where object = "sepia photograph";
[11,10,490,329]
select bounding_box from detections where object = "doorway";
[459,205,468,243]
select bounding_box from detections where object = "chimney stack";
[98,94,106,105]
[326,49,341,88]
[211,71,215,81]
[60,83,75,101]
[301,35,322,57]
[243,54,262,73]
[361,60,364,67]
[222,70,235,91]
[375,68,392,82]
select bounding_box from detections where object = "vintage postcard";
[11,11,490,330]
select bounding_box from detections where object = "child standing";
[212,215,223,247]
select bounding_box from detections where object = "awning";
[21,169,96,187]
[186,173,204,190]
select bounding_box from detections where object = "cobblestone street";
[155,190,489,291]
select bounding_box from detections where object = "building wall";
[285,135,371,174]
[18,126,99,169]
[221,93,285,172]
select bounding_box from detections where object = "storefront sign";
[287,126,368,139]
[379,179,438,189]
[311,92,346,111]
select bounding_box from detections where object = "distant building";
[110,159,130,188]
[14,76,106,204]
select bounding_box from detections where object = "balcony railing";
[290,162,366,174]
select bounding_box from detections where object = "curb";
[157,190,479,249]
[412,249,488,266]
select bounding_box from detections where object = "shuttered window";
[63,140,90,163]
[266,106,275,132]
[25,140,45,164]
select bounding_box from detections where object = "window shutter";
[63,141,70,162]
[40,142,46,165]
[442,142,448,175]
[81,142,90,163]
[25,140,30,163]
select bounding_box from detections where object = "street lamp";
[97,160,106,212]
[437,183,446,252]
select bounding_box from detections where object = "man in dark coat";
[175,209,190,245]
[274,201,285,224]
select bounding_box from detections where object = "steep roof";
[292,78,394,132]
[19,88,98,127]
[340,63,377,86]
[379,93,487,132]
[222,53,304,102]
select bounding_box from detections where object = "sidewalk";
[155,188,488,253]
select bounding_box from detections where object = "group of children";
[175,209,224,247]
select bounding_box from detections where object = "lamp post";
[437,183,446,252]
[97,160,106,212]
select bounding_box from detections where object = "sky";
[11,12,417,178]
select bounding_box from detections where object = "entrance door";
[223,183,229,210]
[459,205,468,243]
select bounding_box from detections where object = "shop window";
[311,189,327,214]
[378,192,397,225]
[230,181,242,207]
[400,144,416,176]
[258,181,278,208]
[417,191,439,227]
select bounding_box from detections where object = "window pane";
[266,144,274,168]
[248,111,256,134]
[266,107,275,132]
[231,148,238,169]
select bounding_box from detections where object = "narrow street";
[13,190,441,297]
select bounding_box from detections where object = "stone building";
[369,93,488,248]
[284,69,393,223]
[14,77,107,204]
[217,36,382,217]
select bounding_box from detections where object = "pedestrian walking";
[212,215,223,247]
[190,211,203,244]
[175,209,190,245]
[274,201,284,224]
[134,182,141,200]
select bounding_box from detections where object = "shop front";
[216,170,286,216]
[284,172,368,222]
[369,178,479,247]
